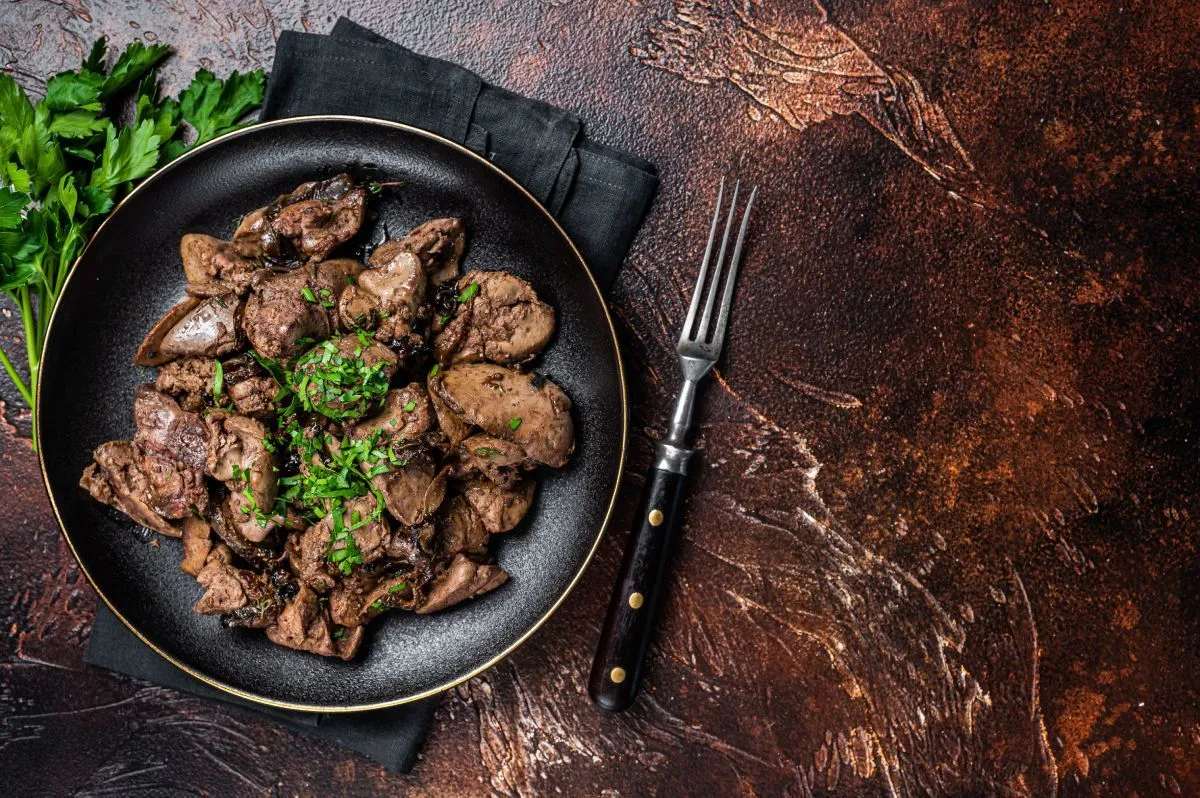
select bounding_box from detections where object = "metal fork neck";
[653,372,705,475]
[664,376,701,447]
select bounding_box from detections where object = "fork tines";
[679,176,758,356]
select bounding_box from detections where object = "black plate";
[37,116,625,711]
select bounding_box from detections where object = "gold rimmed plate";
[37,116,626,712]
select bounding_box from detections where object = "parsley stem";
[19,289,38,374]
[35,283,52,361]
[0,345,32,407]
[35,286,51,352]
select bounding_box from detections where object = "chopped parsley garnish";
[249,349,289,388]
[328,506,364,574]
[388,582,408,594]
[429,363,440,378]
[300,285,317,303]
[457,282,480,303]
[212,359,224,400]
[403,400,417,412]
[272,425,399,575]
[474,446,501,457]
[332,628,346,641]
[287,340,390,422]
[509,417,523,431]
[370,600,386,612]
[438,314,451,325]
[213,295,228,308]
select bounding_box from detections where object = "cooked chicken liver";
[181,233,261,297]
[154,357,215,412]
[241,260,361,359]
[350,384,431,446]
[206,414,278,540]
[132,386,210,469]
[415,554,509,615]
[390,217,466,286]
[80,440,182,537]
[180,516,213,576]
[82,181,575,659]
[434,495,490,559]
[372,453,447,526]
[435,364,575,467]
[435,270,555,365]
[462,477,536,534]
[261,174,368,263]
[453,433,534,488]
[338,247,427,343]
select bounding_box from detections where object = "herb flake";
[457,282,479,303]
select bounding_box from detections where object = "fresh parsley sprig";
[0,39,265,448]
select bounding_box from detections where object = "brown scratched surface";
[0,0,1197,795]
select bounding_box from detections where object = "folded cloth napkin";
[263,17,658,290]
[85,17,657,775]
[86,607,439,771]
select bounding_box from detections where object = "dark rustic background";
[1,0,1197,795]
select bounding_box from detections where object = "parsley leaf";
[0,73,35,144]
[0,188,25,230]
[18,105,68,193]
[133,73,180,145]
[4,163,32,193]
[170,68,265,155]
[57,175,78,220]
[48,110,109,139]
[81,38,108,74]
[89,119,161,192]
[101,42,170,98]
[44,70,104,112]
[0,41,264,446]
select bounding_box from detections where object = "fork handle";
[589,450,690,711]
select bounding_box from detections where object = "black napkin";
[262,17,658,290]
[86,607,439,771]
[85,17,656,775]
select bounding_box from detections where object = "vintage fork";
[589,177,757,711]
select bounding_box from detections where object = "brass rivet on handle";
[628,592,644,609]
[610,667,627,684]
[648,509,664,526]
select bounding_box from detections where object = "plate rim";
[35,114,628,713]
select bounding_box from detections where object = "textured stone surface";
[1,0,1197,795]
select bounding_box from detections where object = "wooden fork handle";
[589,460,688,711]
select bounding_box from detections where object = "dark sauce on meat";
[432,280,458,319]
